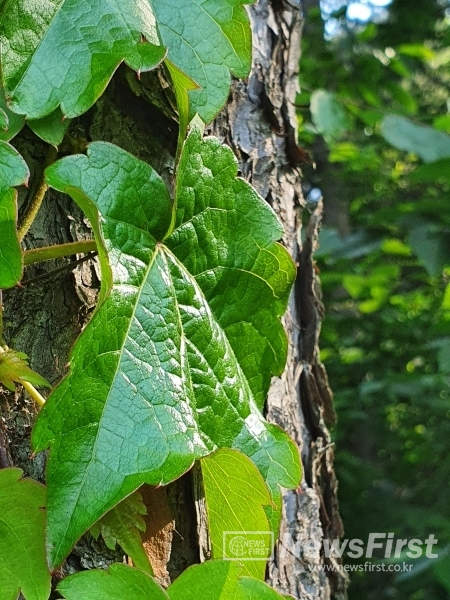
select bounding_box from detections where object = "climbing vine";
[0,1,301,597]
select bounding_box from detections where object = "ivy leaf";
[151,0,254,123]
[90,491,153,576]
[28,109,70,147]
[0,89,25,142]
[0,350,51,392]
[0,0,166,120]
[0,468,51,600]
[33,129,299,568]
[0,141,29,289]
[201,449,272,579]
[58,563,168,600]
[167,560,289,600]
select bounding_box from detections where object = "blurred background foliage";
[298,0,450,597]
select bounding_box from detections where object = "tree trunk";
[0,1,347,597]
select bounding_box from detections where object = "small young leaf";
[151,0,255,123]
[167,560,289,600]
[90,491,153,576]
[0,89,25,142]
[201,449,272,579]
[58,563,168,600]
[0,350,51,392]
[28,109,70,147]
[165,60,200,159]
[0,141,29,289]
[0,0,166,119]
[33,130,299,568]
[310,90,350,144]
[381,115,450,162]
[0,468,51,600]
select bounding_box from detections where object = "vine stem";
[23,240,97,266]
[0,346,46,407]
[17,147,57,242]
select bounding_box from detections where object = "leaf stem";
[23,240,97,267]
[0,346,46,407]
[17,146,57,242]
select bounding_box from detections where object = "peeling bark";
[209,1,347,597]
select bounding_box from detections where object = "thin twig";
[23,240,97,267]
[17,146,57,242]
[22,251,99,286]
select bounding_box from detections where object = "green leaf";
[0,350,51,392]
[90,491,153,576]
[409,158,450,183]
[151,0,254,123]
[0,0,166,119]
[381,115,450,162]
[0,89,25,142]
[167,560,289,600]
[310,90,350,144]
[0,468,51,600]
[0,141,29,289]
[58,563,168,600]
[33,130,299,568]
[201,449,272,579]
[28,108,70,147]
[58,561,291,599]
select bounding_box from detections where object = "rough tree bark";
[0,1,347,598]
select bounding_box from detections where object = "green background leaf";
[90,491,153,576]
[310,90,350,143]
[151,0,254,123]
[0,468,51,600]
[0,141,29,289]
[381,115,450,162]
[0,0,166,119]
[33,131,299,568]
[201,449,272,579]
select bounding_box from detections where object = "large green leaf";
[32,129,299,568]
[90,491,153,576]
[0,468,51,600]
[381,115,450,162]
[167,560,290,600]
[58,563,167,600]
[0,0,166,120]
[201,449,272,579]
[151,0,254,123]
[0,141,29,289]
[58,561,291,599]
